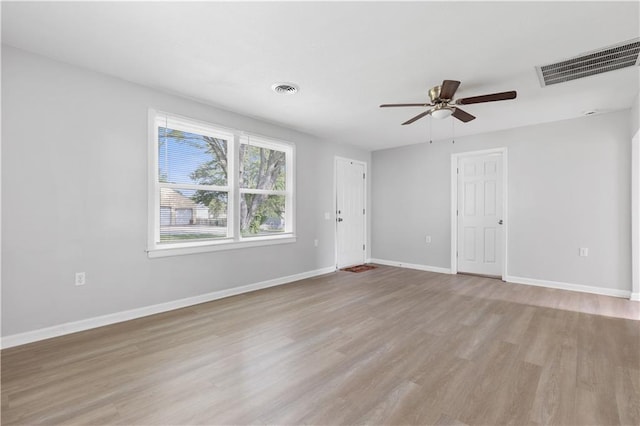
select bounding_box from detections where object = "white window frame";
[147,110,296,258]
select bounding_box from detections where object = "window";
[148,111,295,257]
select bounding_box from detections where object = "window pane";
[240,194,285,236]
[158,127,228,186]
[239,144,286,190]
[159,188,228,241]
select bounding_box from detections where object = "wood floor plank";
[2,265,638,425]
[614,367,640,426]
[529,334,578,425]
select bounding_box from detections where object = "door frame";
[334,156,368,270]
[450,147,508,279]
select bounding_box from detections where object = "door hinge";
[456,210,459,216]
[363,208,365,215]
[457,167,459,174]
[363,173,365,179]
[363,244,366,251]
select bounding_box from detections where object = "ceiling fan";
[380,80,517,125]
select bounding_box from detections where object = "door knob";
[337,218,343,222]
[498,219,503,225]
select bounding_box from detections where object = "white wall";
[1,46,370,337]
[630,92,639,137]
[631,92,640,300]
[372,111,632,293]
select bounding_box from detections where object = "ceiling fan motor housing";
[429,85,442,103]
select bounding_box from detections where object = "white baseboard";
[506,275,631,299]
[369,258,452,275]
[368,259,632,300]
[1,266,336,350]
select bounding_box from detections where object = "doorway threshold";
[457,272,504,281]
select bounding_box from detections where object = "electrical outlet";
[314,239,319,247]
[579,248,589,257]
[425,235,432,243]
[75,272,86,286]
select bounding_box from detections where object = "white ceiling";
[2,1,639,151]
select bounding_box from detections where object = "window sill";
[147,234,296,258]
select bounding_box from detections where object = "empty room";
[1,1,639,425]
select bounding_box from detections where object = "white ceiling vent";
[536,38,640,87]
[271,82,299,95]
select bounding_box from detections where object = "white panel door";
[457,153,503,276]
[336,158,366,269]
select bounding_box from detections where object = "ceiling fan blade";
[380,103,430,108]
[456,90,517,105]
[440,80,461,100]
[452,108,476,122]
[402,110,431,125]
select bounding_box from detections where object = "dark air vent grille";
[536,38,640,87]
[271,83,299,94]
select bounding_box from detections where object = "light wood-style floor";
[2,266,639,425]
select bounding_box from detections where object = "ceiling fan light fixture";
[431,107,453,119]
